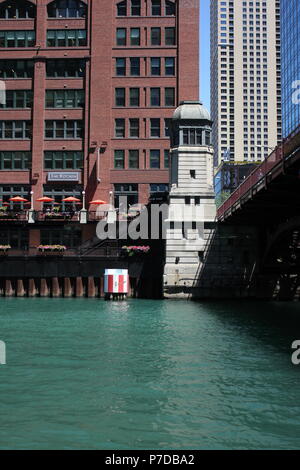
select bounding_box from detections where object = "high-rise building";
[0,0,199,252]
[210,0,281,166]
[280,0,300,138]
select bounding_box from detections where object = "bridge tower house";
[164,101,217,298]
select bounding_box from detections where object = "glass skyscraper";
[281,0,300,137]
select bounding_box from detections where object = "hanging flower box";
[0,245,11,255]
[37,245,67,255]
[0,212,17,220]
[121,246,150,257]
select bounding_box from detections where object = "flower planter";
[37,245,67,256]
[121,246,150,258]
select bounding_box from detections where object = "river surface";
[0,298,300,450]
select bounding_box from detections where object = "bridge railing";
[218,123,300,221]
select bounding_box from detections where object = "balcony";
[0,211,28,222]
[0,245,123,259]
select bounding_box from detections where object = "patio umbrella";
[62,197,81,203]
[89,199,107,205]
[9,196,28,203]
[36,197,54,203]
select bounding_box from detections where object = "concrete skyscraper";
[210,0,281,166]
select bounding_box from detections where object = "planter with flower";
[37,245,67,256]
[44,207,65,220]
[0,207,15,220]
[0,244,11,255]
[121,246,150,258]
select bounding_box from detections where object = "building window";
[45,120,83,139]
[47,0,87,18]
[0,151,31,170]
[114,184,138,209]
[164,149,170,168]
[115,88,126,107]
[115,118,125,138]
[182,128,203,145]
[150,88,161,106]
[151,27,161,45]
[44,151,83,170]
[43,186,83,212]
[41,227,82,249]
[151,57,161,75]
[0,1,35,19]
[47,30,87,47]
[165,57,175,75]
[130,57,140,75]
[130,88,139,106]
[117,1,127,16]
[150,183,169,195]
[152,0,161,16]
[164,118,171,137]
[46,59,85,77]
[0,60,34,79]
[165,87,175,106]
[130,28,140,45]
[0,228,29,250]
[45,90,85,108]
[116,28,126,46]
[114,150,125,169]
[150,150,160,168]
[165,1,175,16]
[0,186,30,211]
[165,27,176,45]
[116,58,126,76]
[129,150,139,169]
[0,90,33,109]
[129,119,139,137]
[0,121,31,139]
[150,118,160,137]
[0,30,35,48]
[131,0,141,16]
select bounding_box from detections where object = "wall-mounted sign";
[48,172,80,182]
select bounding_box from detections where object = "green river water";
[0,298,299,450]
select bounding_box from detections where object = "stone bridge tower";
[164,101,217,298]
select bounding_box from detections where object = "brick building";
[0,0,199,251]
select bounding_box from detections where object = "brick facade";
[0,0,199,207]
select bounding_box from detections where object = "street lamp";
[82,190,86,211]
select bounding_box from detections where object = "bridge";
[193,126,300,300]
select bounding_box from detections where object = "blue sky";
[200,0,210,111]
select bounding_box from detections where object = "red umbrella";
[62,197,81,203]
[2,202,10,206]
[9,196,28,203]
[36,197,54,203]
[89,199,107,205]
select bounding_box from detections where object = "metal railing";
[0,211,28,222]
[35,211,80,222]
[217,124,300,221]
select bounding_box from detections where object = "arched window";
[0,0,36,19]
[47,0,87,19]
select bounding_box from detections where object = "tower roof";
[173,101,211,122]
